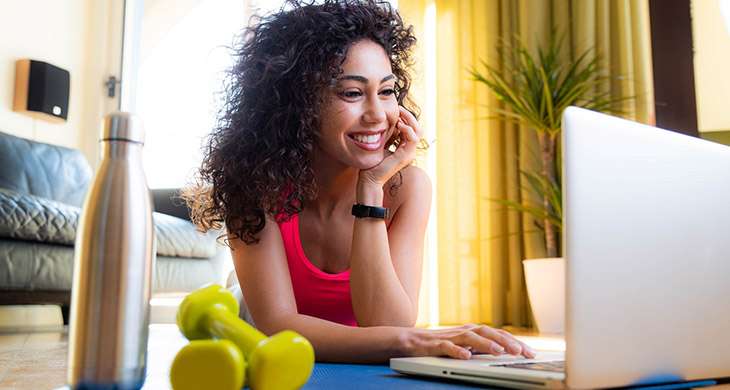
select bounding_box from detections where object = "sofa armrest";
[151,188,191,222]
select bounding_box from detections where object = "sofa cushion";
[154,212,219,259]
[0,188,218,259]
[0,238,228,293]
[0,131,92,207]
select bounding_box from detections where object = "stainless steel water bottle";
[68,112,155,389]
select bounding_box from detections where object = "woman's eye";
[339,89,395,99]
[341,90,362,98]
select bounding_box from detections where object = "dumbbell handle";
[203,304,266,356]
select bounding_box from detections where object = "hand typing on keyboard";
[396,324,537,360]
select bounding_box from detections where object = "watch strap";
[351,203,389,219]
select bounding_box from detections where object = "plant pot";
[522,257,565,335]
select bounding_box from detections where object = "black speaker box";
[13,59,70,123]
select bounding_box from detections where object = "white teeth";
[352,133,381,144]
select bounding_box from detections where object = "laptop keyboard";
[493,360,565,373]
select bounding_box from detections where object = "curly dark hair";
[183,0,419,245]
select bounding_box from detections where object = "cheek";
[321,105,351,136]
[328,104,362,130]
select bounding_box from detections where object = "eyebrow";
[338,74,396,84]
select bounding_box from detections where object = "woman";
[185,0,536,363]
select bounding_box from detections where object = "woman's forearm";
[349,181,416,327]
[265,313,404,363]
[261,313,537,363]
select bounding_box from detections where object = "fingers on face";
[399,106,417,126]
[394,122,418,166]
[398,107,423,139]
[396,119,419,143]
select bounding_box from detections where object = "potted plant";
[470,33,630,334]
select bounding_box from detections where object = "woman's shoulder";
[384,165,432,210]
[399,164,431,192]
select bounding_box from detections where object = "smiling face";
[317,39,400,170]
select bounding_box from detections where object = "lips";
[347,129,387,151]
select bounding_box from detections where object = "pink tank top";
[277,213,358,327]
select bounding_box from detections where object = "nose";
[361,96,387,125]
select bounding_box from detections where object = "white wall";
[0,0,123,166]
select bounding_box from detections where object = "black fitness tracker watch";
[351,203,389,219]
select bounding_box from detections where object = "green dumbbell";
[177,284,315,390]
[170,339,245,390]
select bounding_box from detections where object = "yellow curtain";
[401,0,655,327]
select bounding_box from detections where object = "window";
[135,0,246,188]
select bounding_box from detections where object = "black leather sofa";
[0,130,228,314]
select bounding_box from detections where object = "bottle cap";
[102,112,145,144]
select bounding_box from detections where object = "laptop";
[390,107,730,389]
